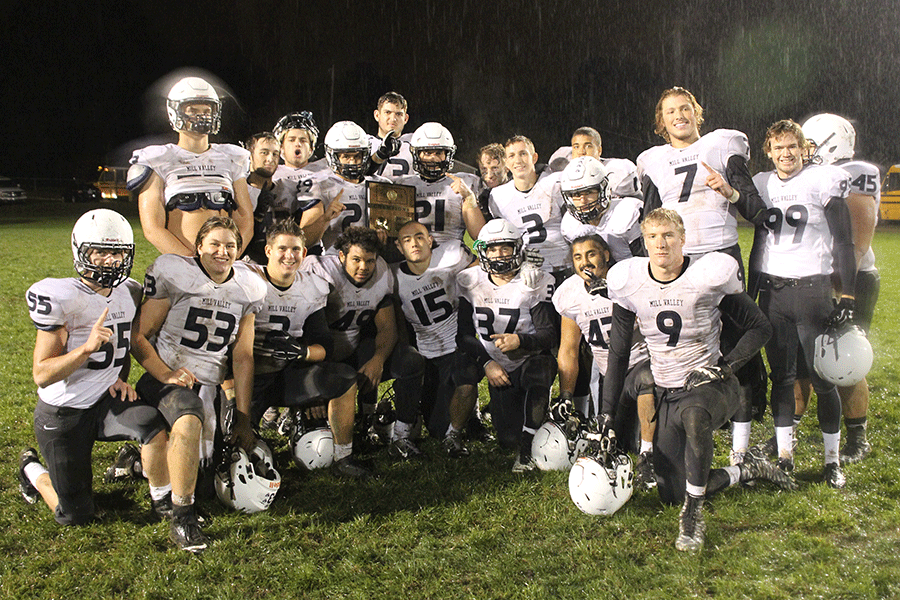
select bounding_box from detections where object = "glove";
[266,330,309,362]
[520,261,543,289]
[826,297,855,329]
[684,362,733,392]
[375,131,402,161]
[549,392,574,423]
[524,247,544,268]
[597,412,616,441]
[584,272,607,295]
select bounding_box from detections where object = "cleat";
[104,443,143,483]
[729,450,746,466]
[151,492,174,521]
[18,448,41,505]
[840,427,871,464]
[276,408,296,437]
[740,448,798,490]
[776,457,794,474]
[259,406,280,431]
[388,437,423,459]
[331,455,374,480]
[169,508,209,553]
[823,462,846,489]
[634,451,657,490]
[675,495,705,552]
[441,430,470,458]
[511,455,538,473]
[466,414,495,443]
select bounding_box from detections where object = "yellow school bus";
[881,164,900,221]
[95,166,130,201]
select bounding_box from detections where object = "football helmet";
[814,324,873,386]
[71,209,135,288]
[325,121,371,181]
[532,419,590,471]
[560,156,611,224]
[410,122,456,180]
[214,439,281,513]
[273,111,319,147]
[473,219,525,275]
[166,77,221,135]
[801,113,855,165]
[568,433,634,516]
[291,419,334,470]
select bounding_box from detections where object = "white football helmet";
[71,209,135,288]
[166,77,221,135]
[273,111,319,146]
[410,122,456,180]
[474,219,524,275]
[532,421,590,471]
[814,324,873,386]
[801,113,855,165]
[325,121,371,181]
[292,423,334,470]
[214,439,281,513]
[560,156,611,224]
[568,435,634,516]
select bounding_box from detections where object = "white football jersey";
[606,252,742,388]
[247,265,331,374]
[488,171,570,272]
[546,147,642,199]
[637,129,750,254]
[457,266,555,372]
[270,163,322,217]
[370,133,415,180]
[753,165,850,279]
[301,254,395,362]
[395,172,481,246]
[144,255,266,386]
[393,242,474,359]
[560,196,643,262]
[839,159,880,272]
[27,278,142,408]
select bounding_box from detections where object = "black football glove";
[524,247,544,268]
[549,392,574,423]
[266,330,309,362]
[684,362,733,392]
[375,130,402,161]
[826,297,855,329]
[584,272,608,296]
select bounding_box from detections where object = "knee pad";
[158,386,204,426]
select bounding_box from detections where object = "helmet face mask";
[167,77,221,135]
[814,324,873,386]
[274,111,319,147]
[324,121,371,182]
[474,219,524,276]
[214,440,281,513]
[801,113,855,166]
[71,209,135,288]
[410,122,456,181]
[561,156,610,224]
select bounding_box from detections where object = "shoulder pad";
[606,257,646,298]
[706,129,750,161]
[687,252,741,294]
[605,197,642,234]
[126,163,153,192]
[26,278,74,327]
[212,143,251,161]
[456,266,481,290]
[130,144,172,168]
[551,274,580,311]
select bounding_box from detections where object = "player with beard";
[241,131,280,264]
[302,227,426,459]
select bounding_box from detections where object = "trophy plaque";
[367,181,416,237]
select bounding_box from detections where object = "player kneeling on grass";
[600,208,796,552]
[456,219,557,472]
[19,209,174,530]
[248,219,371,479]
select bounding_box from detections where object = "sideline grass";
[1,201,899,599]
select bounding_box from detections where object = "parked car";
[0,176,27,205]
[63,179,101,203]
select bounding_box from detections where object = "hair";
[763,119,808,155]
[571,233,610,259]
[195,216,242,251]
[265,218,306,247]
[654,87,704,142]
[245,131,278,153]
[335,226,382,256]
[640,207,685,237]
[504,135,535,154]
[477,143,505,165]
[571,126,602,147]
[377,91,408,112]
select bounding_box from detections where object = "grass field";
[1,200,899,600]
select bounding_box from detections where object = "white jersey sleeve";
[840,160,881,272]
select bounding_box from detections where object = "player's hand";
[266,330,309,362]
[827,297,855,329]
[325,190,346,221]
[684,363,733,391]
[109,378,138,402]
[490,333,521,353]
[357,358,385,394]
[701,161,734,199]
[375,228,388,245]
[375,131,402,161]
[446,173,473,199]
[520,262,543,290]
[598,412,616,441]
[85,308,112,353]
[163,367,197,388]
[484,360,511,388]
[228,416,255,452]
[306,405,327,420]
[524,247,544,268]
[550,392,574,422]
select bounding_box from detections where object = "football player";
[474,143,510,220]
[457,219,557,472]
[751,120,856,488]
[548,126,642,200]
[131,216,266,552]
[392,221,481,457]
[302,227,426,458]
[395,122,486,246]
[488,136,570,286]
[270,111,326,231]
[638,87,770,462]
[369,91,414,180]
[249,219,371,478]
[552,234,657,488]
[19,210,176,532]
[241,131,279,264]
[601,208,794,552]
[130,77,253,257]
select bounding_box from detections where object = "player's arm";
[130,297,194,385]
[447,173,487,239]
[641,174,661,219]
[516,301,556,352]
[723,155,768,227]
[556,315,582,395]
[231,178,254,255]
[391,297,413,346]
[825,195,857,299]
[32,308,111,388]
[601,303,636,417]
[230,312,257,450]
[300,308,331,362]
[718,292,772,372]
[137,172,194,256]
[358,301,399,393]
[847,191,877,268]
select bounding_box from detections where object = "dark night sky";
[3,0,899,181]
